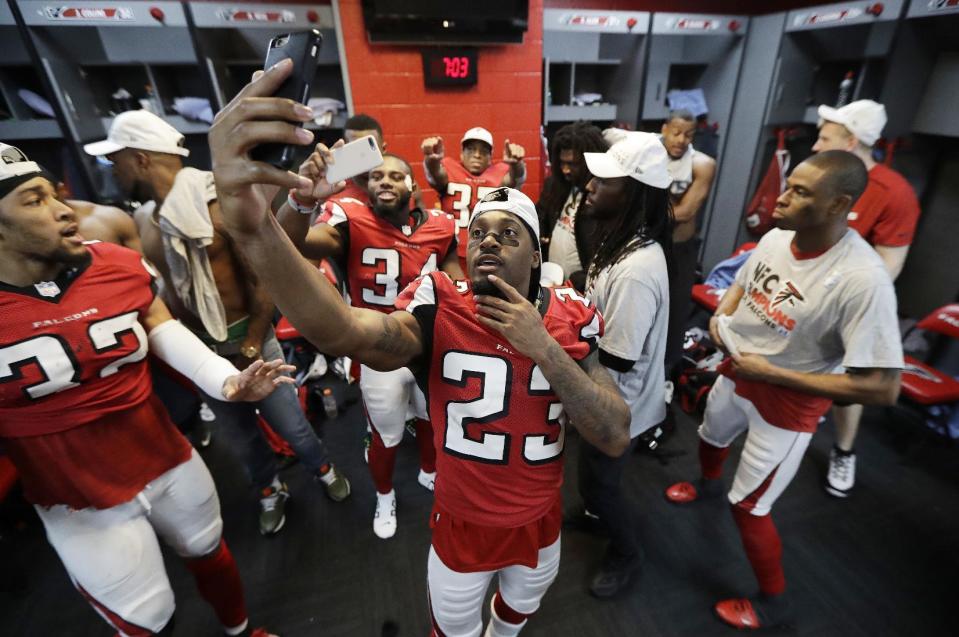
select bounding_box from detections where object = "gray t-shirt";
[587,241,670,437]
[729,228,903,373]
[550,189,584,279]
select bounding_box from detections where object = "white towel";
[156,167,228,341]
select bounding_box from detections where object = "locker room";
[0,1,957,636]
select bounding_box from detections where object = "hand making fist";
[421,136,445,162]
[503,139,526,165]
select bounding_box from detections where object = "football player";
[0,143,284,636]
[277,149,461,539]
[422,127,526,271]
[208,60,631,637]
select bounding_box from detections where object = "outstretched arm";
[499,139,527,189]
[421,136,449,192]
[474,275,631,456]
[208,59,424,371]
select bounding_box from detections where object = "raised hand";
[421,136,445,162]
[222,358,297,402]
[474,275,552,359]
[503,139,526,165]
[294,140,347,205]
[209,58,316,237]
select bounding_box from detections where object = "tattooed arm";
[540,346,631,457]
[474,275,631,457]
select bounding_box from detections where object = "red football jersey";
[848,163,921,248]
[320,198,457,313]
[0,241,191,508]
[396,273,603,529]
[437,157,512,270]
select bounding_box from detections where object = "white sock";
[318,465,337,486]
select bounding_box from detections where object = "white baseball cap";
[470,187,540,252]
[0,143,45,200]
[817,99,887,147]
[602,127,631,146]
[583,131,671,189]
[83,110,190,157]
[461,126,493,149]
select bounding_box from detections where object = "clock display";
[422,48,478,87]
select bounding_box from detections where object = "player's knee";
[126,586,175,634]
[171,516,223,558]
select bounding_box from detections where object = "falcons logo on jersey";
[771,281,805,308]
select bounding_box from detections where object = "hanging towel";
[156,167,228,341]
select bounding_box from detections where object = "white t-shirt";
[729,228,903,374]
[549,189,584,279]
[587,240,670,437]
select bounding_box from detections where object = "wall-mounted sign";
[43,6,134,20]
[566,15,620,27]
[215,9,295,23]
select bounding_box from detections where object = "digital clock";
[422,48,478,87]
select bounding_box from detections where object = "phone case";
[250,30,323,170]
[325,135,384,184]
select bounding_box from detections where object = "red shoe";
[665,481,698,504]
[714,598,761,629]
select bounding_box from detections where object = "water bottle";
[836,72,854,107]
[321,387,338,419]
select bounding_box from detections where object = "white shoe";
[825,447,856,498]
[417,469,436,492]
[373,490,397,539]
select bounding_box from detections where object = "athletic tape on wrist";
[148,320,241,399]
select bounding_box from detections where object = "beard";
[45,243,91,269]
[371,191,412,218]
[471,275,508,300]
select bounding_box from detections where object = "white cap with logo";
[461,126,494,149]
[83,110,190,157]
[0,143,44,200]
[817,99,887,147]
[583,131,671,189]
[469,187,540,252]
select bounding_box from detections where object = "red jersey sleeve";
[543,286,605,362]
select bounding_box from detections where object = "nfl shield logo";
[35,281,61,297]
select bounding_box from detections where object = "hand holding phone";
[250,30,322,170]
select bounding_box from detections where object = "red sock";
[699,438,730,480]
[368,429,398,494]
[184,540,248,631]
[492,592,529,625]
[414,419,436,473]
[731,506,786,596]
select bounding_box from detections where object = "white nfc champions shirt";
[729,228,903,375]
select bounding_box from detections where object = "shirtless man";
[660,109,717,376]
[84,110,350,535]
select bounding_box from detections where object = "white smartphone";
[325,134,384,183]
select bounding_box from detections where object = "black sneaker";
[588,550,642,598]
[562,509,608,537]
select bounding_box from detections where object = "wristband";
[288,190,318,215]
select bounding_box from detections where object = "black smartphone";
[250,29,322,169]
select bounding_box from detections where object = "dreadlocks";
[588,179,674,282]
[536,122,608,246]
